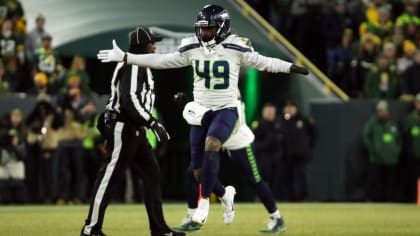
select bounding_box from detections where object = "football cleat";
[191,198,210,225]
[173,217,202,232]
[219,185,236,224]
[260,217,287,234]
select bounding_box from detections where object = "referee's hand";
[150,120,170,142]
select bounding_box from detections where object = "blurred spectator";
[0,108,26,203]
[279,101,316,201]
[329,29,354,86]
[61,55,91,94]
[363,100,401,202]
[346,33,380,97]
[25,94,60,203]
[402,93,420,202]
[79,101,105,202]
[1,108,27,147]
[322,0,354,82]
[253,103,283,199]
[55,87,86,204]
[391,29,405,58]
[2,0,24,21]
[360,5,393,44]
[396,0,420,28]
[363,0,391,27]
[402,22,419,43]
[400,50,420,100]
[382,42,397,65]
[0,59,13,92]
[364,53,399,99]
[25,13,49,65]
[396,40,416,74]
[0,18,25,91]
[26,72,49,95]
[32,34,64,94]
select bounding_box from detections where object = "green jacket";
[403,111,420,159]
[364,65,399,99]
[363,116,401,165]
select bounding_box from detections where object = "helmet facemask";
[195,21,218,48]
[194,5,231,48]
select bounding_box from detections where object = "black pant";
[57,141,85,201]
[82,120,170,235]
[366,163,397,202]
[282,154,308,201]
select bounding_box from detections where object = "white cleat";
[191,198,209,226]
[219,186,236,224]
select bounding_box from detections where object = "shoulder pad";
[221,35,253,53]
[178,37,200,53]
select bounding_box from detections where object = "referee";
[81,27,185,236]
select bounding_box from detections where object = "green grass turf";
[0,203,419,236]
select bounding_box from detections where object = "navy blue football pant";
[189,108,238,198]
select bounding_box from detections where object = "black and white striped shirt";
[106,62,155,126]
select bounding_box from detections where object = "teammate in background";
[97,4,309,226]
[81,27,184,236]
[173,92,287,233]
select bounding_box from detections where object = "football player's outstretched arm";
[243,52,309,75]
[242,50,309,75]
[97,39,189,69]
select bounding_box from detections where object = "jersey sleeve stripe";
[129,66,151,121]
[178,43,200,53]
[221,43,252,52]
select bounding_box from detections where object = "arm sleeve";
[126,52,190,69]
[119,65,153,126]
[241,51,293,73]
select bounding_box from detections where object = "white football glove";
[97,39,125,63]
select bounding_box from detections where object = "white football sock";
[269,209,281,219]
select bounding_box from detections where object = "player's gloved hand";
[173,92,189,108]
[148,119,170,142]
[97,39,125,63]
[290,64,309,75]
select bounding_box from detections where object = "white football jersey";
[126,34,293,110]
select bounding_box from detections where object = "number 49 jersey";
[126,34,293,110]
[178,34,292,109]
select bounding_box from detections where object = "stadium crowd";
[0,0,419,204]
[249,0,420,100]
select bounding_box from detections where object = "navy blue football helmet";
[194,4,231,47]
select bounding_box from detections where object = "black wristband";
[123,53,127,63]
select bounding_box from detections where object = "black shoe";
[80,227,107,236]
[151,229,186,236]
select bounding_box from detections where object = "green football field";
[0,203,419,236]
